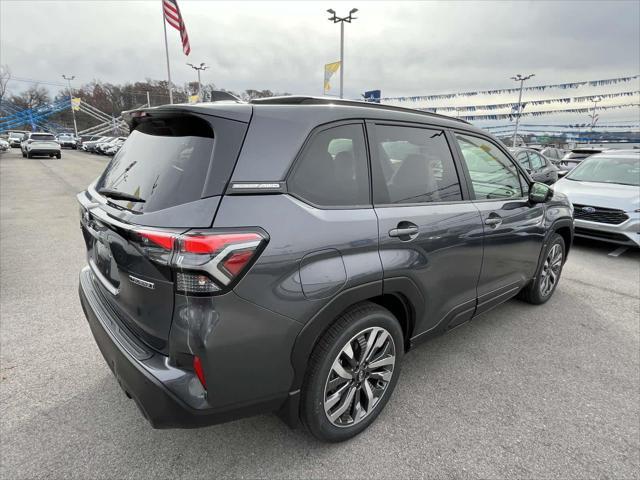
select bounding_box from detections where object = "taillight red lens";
[181,233,262,254]
[193,356,206,389]
[221,250,255,276]
[137,229,175,250]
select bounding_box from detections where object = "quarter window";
[455,134,525,200]
[529,151,545,169]
[288,124,370,207]
[371,125,463,204]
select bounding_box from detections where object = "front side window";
[288,124,369,207]
[456,133,525,200]
[371,125,463,204]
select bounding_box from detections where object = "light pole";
[187,62,208,102]
[62,74,79,138]
[511,73,535,147]
[327,8,358,99]
[588,96,602,143]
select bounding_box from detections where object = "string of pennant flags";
[381,75,639,102]
[412,91,639,113]
[424,103,640,122]
[483,123,640,129]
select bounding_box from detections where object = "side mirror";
[529,182,553,203]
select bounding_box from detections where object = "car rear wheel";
[56,153,61,159]
[301,302,403,442]
[519,233,565,304]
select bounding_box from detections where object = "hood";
[553,178,640,212]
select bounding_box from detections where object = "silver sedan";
[553,150,640,247]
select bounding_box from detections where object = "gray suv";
[78,97,573,442]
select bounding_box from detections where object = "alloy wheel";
[539,243,563,297]
[323,326,396,428]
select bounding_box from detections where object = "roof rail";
[249,96,471,124]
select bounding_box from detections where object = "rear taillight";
[132,228,267,295]
[175,231,265,293]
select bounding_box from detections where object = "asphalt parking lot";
[1,147,639,479]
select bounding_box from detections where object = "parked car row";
[81,136,127,155]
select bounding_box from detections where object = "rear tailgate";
[78,107,250,353]
[29,133,59,150]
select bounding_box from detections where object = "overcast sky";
[1,0,639,125]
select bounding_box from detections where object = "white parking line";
[608,246,628,257]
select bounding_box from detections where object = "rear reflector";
[193,356,206,389]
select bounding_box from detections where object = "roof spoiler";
[122,91,247,128]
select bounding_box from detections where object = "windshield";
[567,155,640,186]
[9,133,22,139]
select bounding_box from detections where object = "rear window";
[96,115,215,213]
[31,134,55,141]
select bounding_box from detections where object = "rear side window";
[288,124,370,207]
[371,125,463,204]
[96,115,215,213]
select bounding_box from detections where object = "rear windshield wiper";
[97,188,146,203]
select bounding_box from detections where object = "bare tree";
[0,64,11,103]
[10,85,51,110]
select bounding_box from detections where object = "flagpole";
[162,6,174,104]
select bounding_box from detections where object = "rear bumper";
[28,148,60,155]
[78,266,288,428]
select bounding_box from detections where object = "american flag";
[163,0,191,56]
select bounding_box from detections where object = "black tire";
[27,152,32,159]
[56,153,61,159]
[518,233,565,304]
[300,302,404,442]
[21,151,26,158]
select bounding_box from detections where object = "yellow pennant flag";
[71,98,81,111]
[324,61,341,94]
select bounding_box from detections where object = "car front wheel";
[519,233,565,304]
[301,302,403,442]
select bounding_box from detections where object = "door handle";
[484,216,502,227]
[389,222,419,240]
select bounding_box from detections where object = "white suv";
[21,132,61,159]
